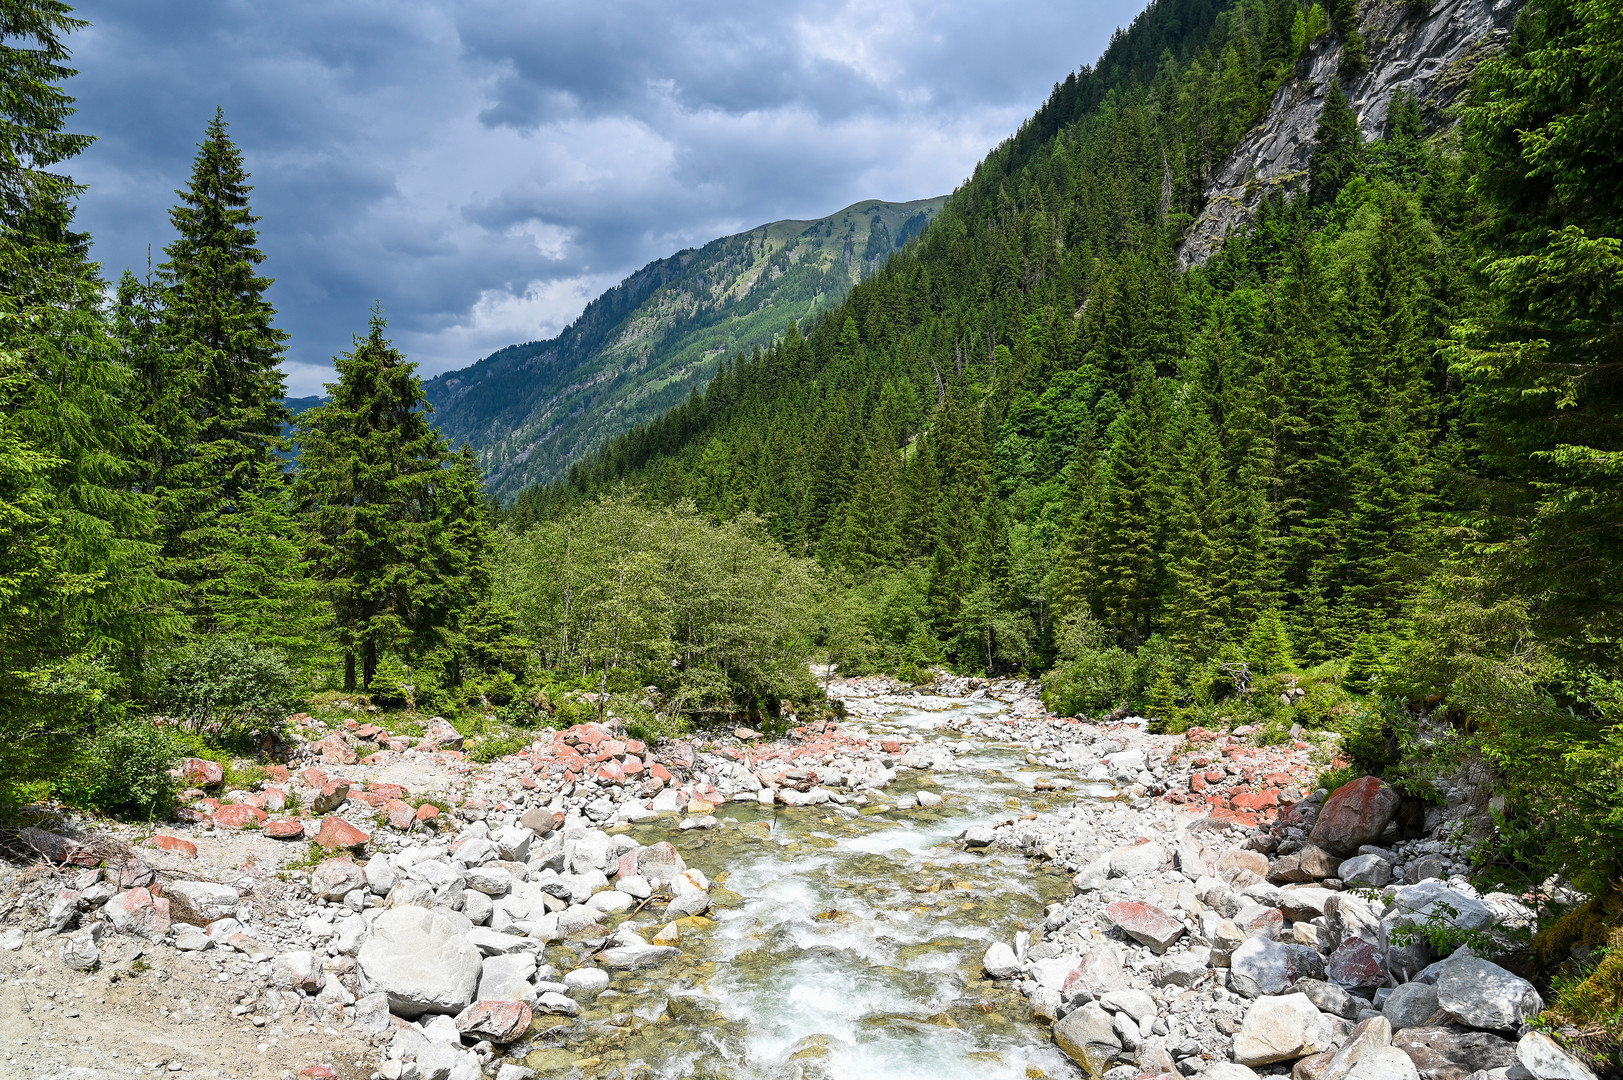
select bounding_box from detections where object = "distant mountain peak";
[424,196,946,499]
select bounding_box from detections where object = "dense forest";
[516,0,1623,903]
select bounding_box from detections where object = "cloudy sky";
[67,1,1146,397]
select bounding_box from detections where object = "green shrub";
[1043,646,1136,716]
[156,637,298,750]
[466,731,531,763]
[58,717,180,819]
[367,656,411,710]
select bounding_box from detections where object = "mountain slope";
[424,197,944,499]
[521,0,1520,676]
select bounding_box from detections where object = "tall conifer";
[155,110,309,644]
[295,313,485,689]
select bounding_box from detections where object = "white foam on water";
[635,694,1074,1079]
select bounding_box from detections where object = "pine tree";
[0,2,171,788]
[1093,373,1167,647]
[1455,0,1623,664]
[1309,81,1362,206]
[1344,632,1382,693]
[295,312,486,689]
[1243,608,1295,675]
[155,110,305,641]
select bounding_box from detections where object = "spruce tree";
[1309,81,1362,206]
[0,2,170,787]
[156,110,308,644]
[1455,0,1623,663]
[295,312,485,689]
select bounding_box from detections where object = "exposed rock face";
[1176,0,1523,269]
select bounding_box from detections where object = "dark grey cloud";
[66,0,1146,396]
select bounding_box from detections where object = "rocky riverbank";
[0,678,1600,1080]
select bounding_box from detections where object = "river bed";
[519,694,1088,1080]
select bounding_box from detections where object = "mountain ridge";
[423,196,945,499]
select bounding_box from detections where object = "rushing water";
[520,694,1085,1080]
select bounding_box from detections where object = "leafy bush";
[156,637,298,749]
[466,731,531,763]
[58,717,179,818]
[1043,646,1136,716]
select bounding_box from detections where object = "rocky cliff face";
[1177,0,1522,268]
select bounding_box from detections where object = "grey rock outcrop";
[1177,0,1522,269]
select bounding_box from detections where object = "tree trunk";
[363,640,378,689]
[344,652,356,692]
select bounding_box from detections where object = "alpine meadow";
[4,0,1623,1077]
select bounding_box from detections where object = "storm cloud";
[67,0,1144,396]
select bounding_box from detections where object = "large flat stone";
[1232,993,1336,1066]
[357,906,482,1018]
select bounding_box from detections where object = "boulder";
[312,858,366,901]
[60,930,100,971]
[264,818,304,840]
[1052,1001,1121,1069]
[163,883,238,922]
[478,952,537,1003]
[1204,1067,1261,1080]
[1338,853,1395,888]
[593,942,680,970]
[104,887,171,941]
[1343,1047,1421,1079]
[1174,833,1217,877]
[314,816,370,851]
[1072,855,1113,891]
[534,990,580,1016]
[271,950,325,993]
[180,758,224,786]
[357,906,482,1017]
[1232,993,1337,1066]
[635,842,687,887]
[1099,988,1156,1024]
[1390,882,1496,937]
[1308,777,1401,857]
[1218,849,1270,878]
[1434,957,1544,1032]
[1393,1025,1518,1079]
[145,834,198,859]
[518,806,556,836]
[1384,981,1443,1030]
[1292,978,1361,1020]
[1064,942,1130,998]
[1326,939,1388,991]
[1516,1032,1599,1080]
[563,966,610,998]
[455,999,531,1043]
[1316,1015,1393,1078]
[1104,900,1185,953]
[1230,937,1324,997]
[310,781,351,814]
[1109,841,1168,878]
[984,942,1021,979]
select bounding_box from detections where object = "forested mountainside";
[521,0,1623,886]
[424,197,944,499]
[520,0,1516,672]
